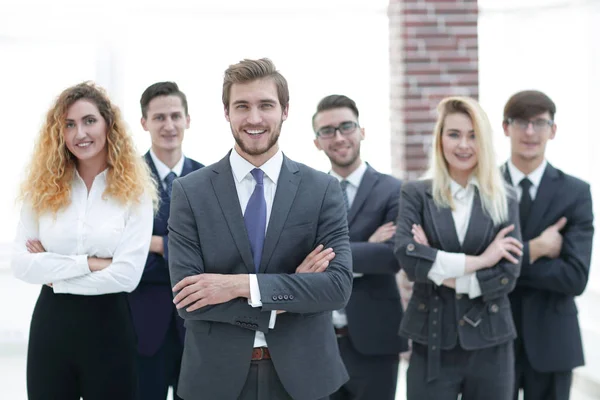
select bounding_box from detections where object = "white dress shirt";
[427,178,482,299]
[506,159,547,201]
[330,161,367,327]
[11,169,154,295]
[229,148,281,347]
[149,149,185,190]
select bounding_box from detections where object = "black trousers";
[137,321,183,400]
[407,341,514,400]
[237,359,330,400]
[27,285,137,400]
[513,338,572,400]
[331,336,399,400]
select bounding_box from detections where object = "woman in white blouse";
[394,97,523,400]
[11,82,156,400]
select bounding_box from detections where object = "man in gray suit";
[313,94,406,400]
[168,58,353,400]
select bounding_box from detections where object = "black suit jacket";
[128,152,203,356]
[504,162,594,373]
[344,165,408,355]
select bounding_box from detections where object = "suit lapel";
[210,154,255,274]
[347,166,378,227]
[425,186,462,253]
[259,155,301,273]
[524,164,560,238]
[461,189,493,255]
[181,157,194,177]
[145,152,169,202]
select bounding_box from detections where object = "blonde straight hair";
[429,96,508,225]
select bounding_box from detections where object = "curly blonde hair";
[20,82,157,214]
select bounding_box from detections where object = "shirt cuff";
[427,251,466,285]
[75,255,90,274]
[352,272,364,278]
[248,274,262,308]
[455,273,482,299]
[268,311,277,329]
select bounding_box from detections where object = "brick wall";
[389,0,479,180]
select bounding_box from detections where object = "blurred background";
[1,0,599,398]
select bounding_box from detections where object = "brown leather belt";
[251,347,271,361]
[334,326,349,338]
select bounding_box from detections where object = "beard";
[232,119,283,157]
[330,147,361,169]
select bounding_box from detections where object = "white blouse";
[11,170,154,295]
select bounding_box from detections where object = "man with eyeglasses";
[502,90,594,400]
[313,95,407,400]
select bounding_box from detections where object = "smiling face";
[313,107,364,173]
[441,112,478,184]
[141,94,190,155]
[64,99,108,167]
[225,78,288,166]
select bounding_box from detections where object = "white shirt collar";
[507,159,547,189]
[450,176,478,201]
[330,161,368,188]
[229,148,283,185]
[149,149,185,181]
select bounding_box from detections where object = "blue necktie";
[164,172,177,198]
[244,169,267,273]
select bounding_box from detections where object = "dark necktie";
[164,172,177,198]
[340,180,350,210]
[244,169,267,273]
[519,177,533,231]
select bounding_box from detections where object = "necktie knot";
[340,180,349,191]
[519,177,532,191]
[251,168,264,185]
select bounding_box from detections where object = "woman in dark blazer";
[395,97,523,400]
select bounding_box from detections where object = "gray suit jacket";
[168,153,353,400]
[394,180,521,380]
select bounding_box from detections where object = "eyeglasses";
[507,118,554,132]
[315,121,359,139]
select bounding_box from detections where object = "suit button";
[418,303,426,311]
[432,320,437,325]
[283,295,289,300]
[490,304,499,313]
[433,308,438,313]
[289,295,295,300]
[459,320,465,326]
[272,295,278,301]
[501,277,509,285]
[278,295,284,300]
[236,321,242,325]
[456,294,463,300]
[431,345,437,350]
[432,333,437,338]
[407,244,415,252]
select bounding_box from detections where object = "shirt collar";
[229,148,283,185]
[507,159,547,189]
[450,176,478,200]
[330,161,368,188]
[149,149,185,181]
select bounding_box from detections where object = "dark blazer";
[504,162,594,373]
[128,152,203,356]
[394,180,521,380]
[168,153,353,400]
[345,165,407,355]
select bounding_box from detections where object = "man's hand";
[411,224,430,247]
[295,244,335,273]
[172,274,249,312]
[529,217,567,263]
[369,222,396,243]
[149,235,164,255]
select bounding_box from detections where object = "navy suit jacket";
[504,163,594,373]
[345,165,408,355]
[128,152,204,356]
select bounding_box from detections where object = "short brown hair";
[312,94,360,130]
[222,58,289,111]
[503,90,556,122]
[140,81,188,118]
